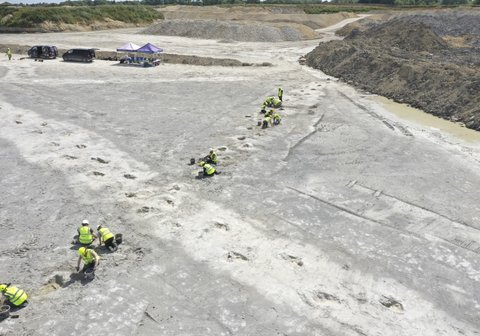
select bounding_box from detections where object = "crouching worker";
[260,103,267,114]
[272,97,282,108]
[273,112,281,125]
[0,283,28,308]
[262,116,272,129]
[77,219,97,246]
[264,96,275,107]
[198,161,219,177]
[97,225,118,252]
[77,247,100,275]
[205,149,218,165]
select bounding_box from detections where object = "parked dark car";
[28,45,58,59]
[62,48,96,63]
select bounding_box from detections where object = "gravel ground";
[1,15,480,336]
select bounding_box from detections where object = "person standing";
[278,87,283,101]
[6,48,12,61]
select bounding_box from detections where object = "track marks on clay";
[379,296,404,313]
[283,113,325,161]
[227,251,249,261]
[337,90,413,137]
[289,183,480,257]
[279,253,304,267]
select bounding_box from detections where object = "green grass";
[1,5,163,28]
[0,6,18,18]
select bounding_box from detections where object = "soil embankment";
[145,6,356,42]
[142,19,318,42]
[306,10,480,131]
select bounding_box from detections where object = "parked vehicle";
[62,48,96,63]
[28,45,58,59]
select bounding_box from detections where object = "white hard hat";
[82,219,89,225]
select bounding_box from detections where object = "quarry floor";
[1,19,480,336]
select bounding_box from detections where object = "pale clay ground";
[0,17,480,336]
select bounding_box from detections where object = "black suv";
[62,48,96,63]
[28,45,58,59]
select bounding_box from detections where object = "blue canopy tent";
[116,42,140,52]
[116,42,163,65]
[117,42,141,64]
[136,43,163,54]
[135,43,163,66]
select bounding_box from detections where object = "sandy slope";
[0,16,479,336]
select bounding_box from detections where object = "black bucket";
[115,233,123,245]
[84,268,95,280]
[190,158,195,165]
[0,305,11,319]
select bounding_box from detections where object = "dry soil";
[0,12,479,336]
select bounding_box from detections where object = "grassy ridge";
[0,5,163,28]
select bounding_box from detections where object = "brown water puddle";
[372,96,480,143]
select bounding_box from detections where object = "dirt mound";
[142,19,317,42]
[347,18,448,52]
[158,6,357,30]
[336,14,390,37]
[395,10,480,46]
[306,12,480,131]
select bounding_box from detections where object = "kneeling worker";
[264,96,275,107]
[0,283,28,308]
[199,161,218,177]
[260,103,267,114]
[78,219,97,246]
[273,112,281,125]
[205,149,218,165]
[262,116,272,129]
[77,247,100,274]
[97,225,118,252]
[272,97,282,108]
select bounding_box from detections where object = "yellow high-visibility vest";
[79,226,93,244]
[204,163,216,175]
[99,227,114,241]
[3,285,28,306]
